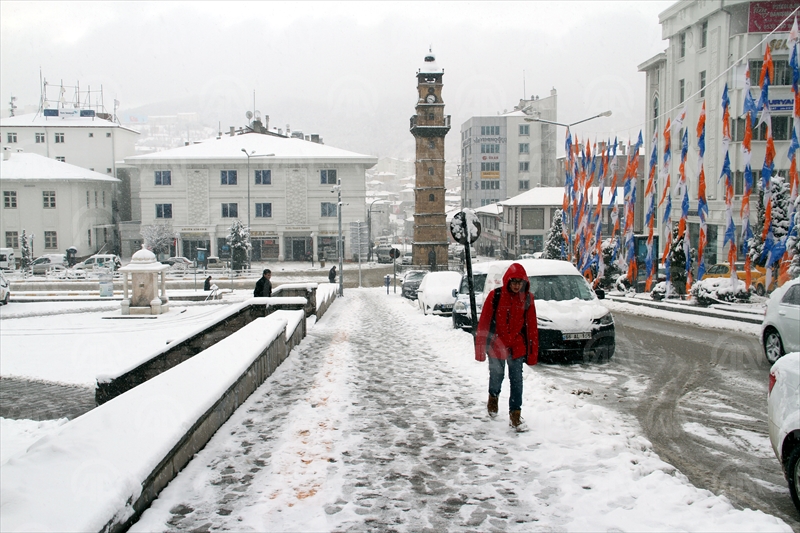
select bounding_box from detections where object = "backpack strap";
[521,293,530,356]
[486,288,502,352]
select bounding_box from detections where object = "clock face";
[426,94,436,104]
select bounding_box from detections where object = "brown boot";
[487,395,498,418]
[509,410,527,431]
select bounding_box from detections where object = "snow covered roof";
[0,152,120,183]
[0,112,139,134]
[500,187,622,207]
[418,49,443,74]
[125,132,377,164]
[474,203,503,216]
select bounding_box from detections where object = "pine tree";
[227,219,251,271]
[771,176,790,241]
[600,237,622,288]
[543,208,566,260]
[668,226,696,295]
[789,195,800,279]
[141,223,178,258]
[20,230,32,270]
[749,188,766,267]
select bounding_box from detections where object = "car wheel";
[787,446,800,514]
[764,329,784,364]
[1,292,7,305]
[756,283,766,297]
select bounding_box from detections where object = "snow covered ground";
[0,286,791,531]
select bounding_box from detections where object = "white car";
[416,271,462,316]
[761,277,800,364]
[73,254,122,272]
[767,351,800,513]
[451,260,512,330]
[0,270,9,305]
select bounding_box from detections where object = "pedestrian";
[328,265,337,284]
[204,276,212,291]
[254,269,272,297]
[474,263,538,431]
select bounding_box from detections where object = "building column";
[277,231,285,261]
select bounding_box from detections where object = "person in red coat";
[474,262,538,431]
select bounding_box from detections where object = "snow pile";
[690,277,751,306]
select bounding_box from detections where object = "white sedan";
[761,277,800,364]
[767,351,800,513]
[416,271,462,316]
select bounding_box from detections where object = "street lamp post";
[241,149,275,269]
[367,198,383,262]
[335,178,344,297]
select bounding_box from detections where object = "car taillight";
[768,370,777,395]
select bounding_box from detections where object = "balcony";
[410,115,451,138]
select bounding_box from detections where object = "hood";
[502,263,530,293]
[536,300,610,332]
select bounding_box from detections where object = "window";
[106,132,111,138]
[480,198,499,207]
[255,203,272,217]
[519,124,530,136]
[521,208,545,229]
[679,79,685,103]
[699,71,706,98]
[429,193,435,201]
[519,180,530,190]
[519,143,530,154]
[679,32,686,58]
[43,191,56,208]
[481,162,500,171]
[221,203,238,218]
[54,133,64,143]
[321,202,337,217]
[155,203,172,218]
[88,132,94,138]
[102,191,105,207]
[220,170,237,185]
[428,140,435,149]
[95,191,98,208]
[749,60,792,86]
[56,156,65,162]
[481,144,500,153]
[35,133,45,143]
[44,231,57,249]
[480,180,500,190]
[653,95,660,134]
[700,21,708,48]
[255,169,271,185]
[519,161,529,172]
[86,191,90,207]
[320,169,337,184]
[106,168,112,174]
[6,231,19,248]
[428,166,434,175]
[88,229,92,247]
[481,125,500,136]
[735,116,791,141]
[7,133,17,143]
[3,191,17,208]
[155,170,171,186]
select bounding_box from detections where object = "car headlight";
[537,315,553,327]
[593,312,614,326]
[453,300,468,313]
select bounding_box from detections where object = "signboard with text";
[749,1,796,32]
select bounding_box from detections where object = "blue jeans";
[488,356,523,412]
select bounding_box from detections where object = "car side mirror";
[595,288,605,300]
[452,288,458,298]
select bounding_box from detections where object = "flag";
[720,84,737,284]
[697,102,709,282]
[660,118,673,298]
[645,131,658,291]
[741,71,755,289]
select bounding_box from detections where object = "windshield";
[459,273,486,294]
[528,275,595,302]
[406,271,426,282]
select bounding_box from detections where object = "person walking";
[254,269,272,297]
[204,276,212,291]
[328,265,337,284]
[474,262,538,431]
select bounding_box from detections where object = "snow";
[0,287,792,531]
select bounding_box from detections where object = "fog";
[1,1,672,160]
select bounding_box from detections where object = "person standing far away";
[254,269,272,297]
[474,262,538,431]
[328,265,337,284]
[204,276,212,291]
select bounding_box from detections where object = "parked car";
[30,254,67,275]
[206,256,225,269]
[702,262,764,283]
[452,260,512,330]
[0,247,16,270]
[483,259,614,362]
[416,271,462,316]
[162,256,193,269]
[73,254,122,272]
[374,245,394,264]
[767,351,800,513]
[761,277,800,364]
[401,251,413,265]
[401,270,427,300]
[754,271,780,297]
[0,270,9,305]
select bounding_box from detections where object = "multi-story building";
[460,91,558,209]
[122,130,377,262]
[639,0,796,267]
[0,152,119,258]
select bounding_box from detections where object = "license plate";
[563,332,592,340]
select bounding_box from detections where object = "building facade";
[639,0,796,267]
[0,152,119,258]
[410,51,451,268]
[123,131,376,262]
[460,91,558,210]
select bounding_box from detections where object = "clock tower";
[410,49,451,269]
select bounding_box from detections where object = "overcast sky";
[1,1,674,160]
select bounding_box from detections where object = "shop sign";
[749,2,795,33]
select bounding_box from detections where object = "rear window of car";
[406,271,426,282]
[529,274,595,301]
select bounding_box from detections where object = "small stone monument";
[119,246,170,315]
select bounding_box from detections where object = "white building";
[639,0,796,266]
[123,131,377,262]
[499,187,623,257]
[0,152,119,258]
[460,91,558,209]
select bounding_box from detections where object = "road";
[539,311,800,529]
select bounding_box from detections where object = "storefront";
[251,232,280,261]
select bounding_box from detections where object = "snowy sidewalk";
[128,288,789,532]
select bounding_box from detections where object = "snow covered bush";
[650,281,681,301]
[689,277,750,306]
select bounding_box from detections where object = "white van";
[0,248,16,270]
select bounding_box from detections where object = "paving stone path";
[0,377,95,421]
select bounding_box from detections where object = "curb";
[606,295,764,325]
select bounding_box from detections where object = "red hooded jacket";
[474,262,539,365]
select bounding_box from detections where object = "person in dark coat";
[254,269,272,297]
[328,265,337,284]
[474,262,538,431]
[204,276,212,291]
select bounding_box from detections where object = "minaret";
[410,49,451,269]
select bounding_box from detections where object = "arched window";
[429,193,435,202]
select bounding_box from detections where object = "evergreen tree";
[227,219,251,271]
[668,226,696,295]
[140,223,178,258]
[599,237,622,288]
[789,195,800,279]
[20,230,32,270]
[771,176,790,241]
[543,208,566,260]
[749,189,766,266]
